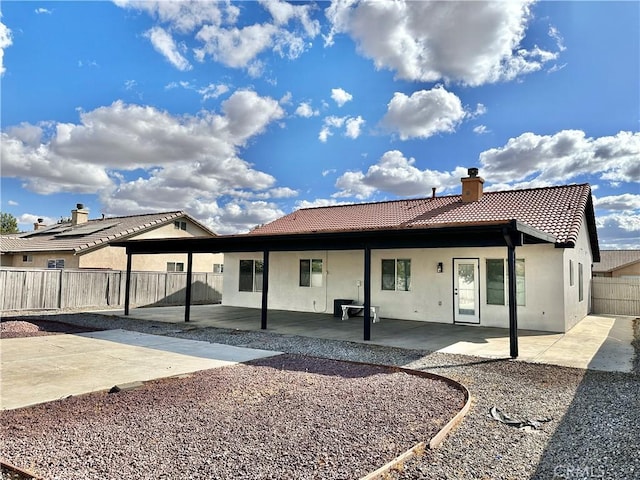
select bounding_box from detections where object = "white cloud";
[479,130,640,186]
[144,26,192,71]
[195,23,277,69]
[334,150,468,199]
[1,90,286,233]
[473,125,489,135]
[295,198,352,209]
[199,83,230,101]
[331,88,353,107]
[596,213,640,249]
[35,8,52,15]
[325,0,559,86]
[295,102,319,118]
[382,86,466,140]
[319,115,364,142]
[0,15,13,76]
[124,80,137,90]
[7,200,18,206]
[116,0,319,75]
[345,116,365,139]
[594,194,640,211]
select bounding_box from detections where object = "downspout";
[503,224,518,358]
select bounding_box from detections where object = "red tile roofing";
[252,184,594,246]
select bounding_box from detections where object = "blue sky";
[1,1,638,248]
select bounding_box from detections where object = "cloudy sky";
[1,1,638,248]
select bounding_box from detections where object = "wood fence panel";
[591,277,640,316]
[1,268,222,311]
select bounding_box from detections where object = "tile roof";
[0,211,216,254]
[593,250,640,273]
[252,184,594,247]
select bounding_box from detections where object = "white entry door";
[453,259,480,324]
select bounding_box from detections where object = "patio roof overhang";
[112,219,556,254]
[113,219,556,360]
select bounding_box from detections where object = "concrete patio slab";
[0,329,281,410]
[93,305,636,373]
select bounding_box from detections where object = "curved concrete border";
[345,361,471,480]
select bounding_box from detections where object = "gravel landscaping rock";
[2,312,639,479]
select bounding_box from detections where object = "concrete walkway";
[0,329,280,410]
[96,305,637,373]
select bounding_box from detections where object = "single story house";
[0,204,223,273]
[593,250,640,278]
[113,169,600,358]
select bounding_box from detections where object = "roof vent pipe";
[76,203,84,210]
[432,187,437,198]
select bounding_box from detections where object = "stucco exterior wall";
[223,243,568,332]
[8,252,79,269]
[563,214,594,331]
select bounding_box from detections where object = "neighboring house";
[114,170,600,337]
[0,205,223,273]
[593,250,640,278]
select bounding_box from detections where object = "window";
[174,220,187,231]
[47,259,64,269]
[486,259,505,305]
[569,260,575,286]
[167,262,184,272]
[213,263,224,274]
[485,259,525,306]
[239,259,263,292]
[578,263,584,302]
[22,255,33,263]
[299,259,323,287]
[381,259,411,291]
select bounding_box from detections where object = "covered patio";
[95,304,635,372]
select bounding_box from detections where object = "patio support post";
[261,249,270,330]
[363,246,372,341]
[504,230,518,358]
[124,250,132,316]
[184,251,193,322]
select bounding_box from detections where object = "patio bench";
[341,304,380,323]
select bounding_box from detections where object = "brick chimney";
[33,218,46,231]
[461,168,484,203]
[71,203,89,226]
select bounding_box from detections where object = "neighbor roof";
[593,250,640,273]
[0,211,216,255]
[252,184,597,251]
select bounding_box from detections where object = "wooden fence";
[0,268,223,311]
[591,277,640,316]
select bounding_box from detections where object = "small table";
[341,304,380,323]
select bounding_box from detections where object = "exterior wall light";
[437,262,443,273]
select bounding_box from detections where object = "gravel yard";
[2,312,639,480]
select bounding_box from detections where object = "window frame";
[569,259,575,286]
[239,259,263,293]
[381,258,411,291]
[174,220,187,231]
[213,263,224,274]
[485,258,525,306]
[167,262,184,272]
[299,258,323,287]
[578,262,584,302]
[47,259,65,269]
[22,254,33,263]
